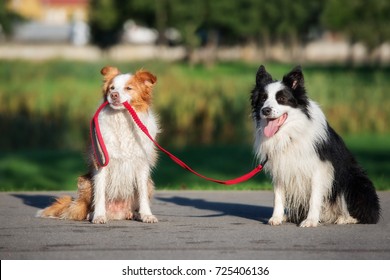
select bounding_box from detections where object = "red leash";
[90,101,110,167]
[91,101,265,185]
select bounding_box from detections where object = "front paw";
[92,215,107,224]
[268,216,284,226]
[135,213,158,223]
[299,219,319,227]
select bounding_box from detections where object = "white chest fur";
[98,108,157,160]
[95,107,158,200]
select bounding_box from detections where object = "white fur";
[91,75,159,224]
[254,82,335,227]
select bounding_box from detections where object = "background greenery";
[84,0,390,63]
[3,0,390,52]
[0,60,389,191]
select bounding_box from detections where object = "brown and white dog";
[37,67,159,224]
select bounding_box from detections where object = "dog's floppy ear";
[256,65,273,87]
[101,66,120,81]
[100,66,120,94]
[134,70,157,87]
[131,70,157,110]
[283,66,304,90]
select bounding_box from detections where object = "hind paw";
[335,216,358,225]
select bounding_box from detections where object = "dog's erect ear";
[283,66,304,90]
[256,65,273,87]
[134,70,157,87]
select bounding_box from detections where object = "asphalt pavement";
[0,191,389,260]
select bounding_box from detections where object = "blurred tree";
[0,1,25,38]
[166,0,206,63]
[89,0,122,50]
[155,0,168,45]
[121,0,156,27]
[322,0,390,52]
[88,0,388,64]
[121,0,167,45]
[190,0,324,60]
[0,1,11,36]
[272,0,325,59]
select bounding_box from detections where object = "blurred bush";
[0,60,388,151]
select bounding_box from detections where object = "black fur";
[282,66,311,118]
[315,124,380,223]
[251,65,273,125]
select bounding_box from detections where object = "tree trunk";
[201,29,218,68]
[155,0,167,46]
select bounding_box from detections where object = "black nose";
[261,107,272,116]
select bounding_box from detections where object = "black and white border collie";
[251,65,380,227]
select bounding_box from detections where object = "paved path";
[0,191,389,260]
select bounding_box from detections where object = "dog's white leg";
[135,168,158,223]
[268,185,285,226]
[300,163,333,227]
[300,190,321,227]
[91,168,107,224]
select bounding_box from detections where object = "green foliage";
[0,60,389,152]
[85,0,389,56]
[130,0,325,46]
[0,60,388,191]
[322,0,390,49]
[89,0,123,49]
[0,1,25,36]
[1,135,388,191]
[89,0,120,31]
[168,0,205,48]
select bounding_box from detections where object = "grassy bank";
[0,60,389,150]
[0,134,389,191]
[0,60,389,191]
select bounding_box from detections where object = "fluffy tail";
[346,169,381,224]
[36,174,93,221]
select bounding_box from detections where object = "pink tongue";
[264,113,287,137]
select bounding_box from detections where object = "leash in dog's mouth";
[90,101,266,185]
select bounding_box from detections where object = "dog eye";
[110,85,115,90]
[126,87,132,91]
[277,96,287,103]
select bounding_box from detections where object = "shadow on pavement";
[13,194,61,209]
[157,196,272,223]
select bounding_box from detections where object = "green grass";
[0,135,389,191]
[0,60,389,191]
[0,150,86,191]
[0,60,389,150]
